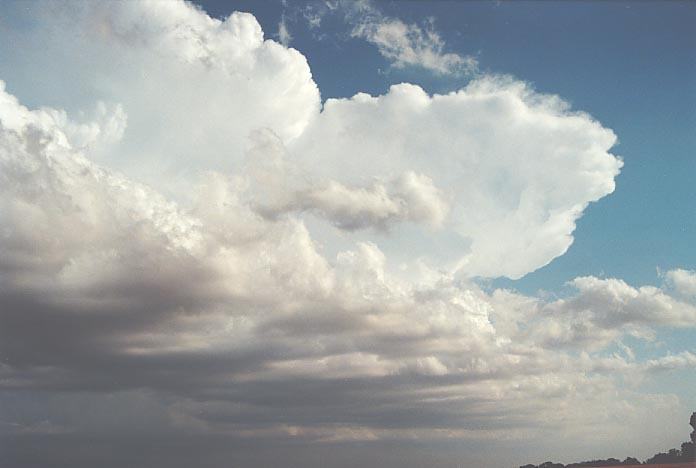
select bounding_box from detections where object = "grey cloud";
[527,276,696,349]
[257,172,449,231]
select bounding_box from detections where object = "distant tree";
[681,441,695,461]
[566,457,631,467]
[621,457,640,465]
[645,448,682,464]
[538,462,564,468]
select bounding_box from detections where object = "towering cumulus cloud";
[1,0,320,180]
[0,1,693,467]
[291,80,622,278]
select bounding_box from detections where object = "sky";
[0,1,694,467]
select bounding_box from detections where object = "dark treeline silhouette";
[520,458,641,468]
[519,412,696,468]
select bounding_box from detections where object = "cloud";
[0,2,692,467]
[0,0,320,186]
[352,16,477,75]
[257,170,450,231]
[644,351,696,373]
[291,79,621,278]
[241,128,451,233]
[665,268,696,298]
[278,14,292,46]
[521,276,696,349]
[299,0,476,75]
[0,80,689,445]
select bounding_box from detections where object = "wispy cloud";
[297,0,477,75]
[352,15,477,75]
[278,13,292,46]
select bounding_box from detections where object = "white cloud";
[296,0,476,75]
[2,2,622,280]
[352,17,477,75]
[644,351,696,373]
[1,0,320,188]
[278,15,292,46]
[291,79,621,278]
[525,276,696,349]
[665,268,696,298]
[0,2,692,464]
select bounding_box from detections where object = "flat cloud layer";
[0,2,693,467]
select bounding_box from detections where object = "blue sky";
[0,2,695,467]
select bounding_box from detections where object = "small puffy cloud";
[644,351,696,373]
[566,276,696,328]
[528,276,696,349]
[664,268,696,297]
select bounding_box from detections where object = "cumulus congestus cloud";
[0,0,694,463]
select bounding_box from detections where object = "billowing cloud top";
[0,1,693,466]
